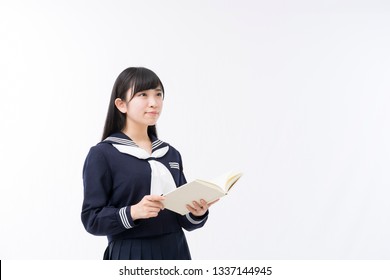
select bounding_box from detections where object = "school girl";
[81,67,214,259]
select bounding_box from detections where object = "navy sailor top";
[81,132,208,242]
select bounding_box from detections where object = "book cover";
[163,171,243,215]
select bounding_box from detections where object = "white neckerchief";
[111,143,177,195]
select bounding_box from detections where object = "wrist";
[130,205,138,221]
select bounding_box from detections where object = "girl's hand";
[186,199,219,217]
[130,195,165,221]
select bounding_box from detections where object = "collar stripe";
[152,139,163,149]
[104,135,167,152]
[104,137,137,147]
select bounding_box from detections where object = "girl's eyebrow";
[138,88,161,93]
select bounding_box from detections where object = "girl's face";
[123,86,164,128]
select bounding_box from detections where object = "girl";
[81,67,213,260]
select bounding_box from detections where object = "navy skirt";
[103,230,191,260]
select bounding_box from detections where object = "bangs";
[129,68,164,97]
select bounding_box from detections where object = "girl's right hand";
[130,195,165,221]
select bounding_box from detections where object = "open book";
[163,171,243,215]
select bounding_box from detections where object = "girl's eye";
[157,92,163,97]
[138,93,147,97]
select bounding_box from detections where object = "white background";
[1,0,389,259]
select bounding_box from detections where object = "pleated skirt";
[103,230,191,260]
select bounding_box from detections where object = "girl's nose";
[149,97,158,107]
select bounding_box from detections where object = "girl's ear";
[114,98,127,113]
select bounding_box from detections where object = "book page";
[225,172,243,191]
[207,171,243,192]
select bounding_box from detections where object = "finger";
[192,201,206,213]
[145,202,165,211]
[149,208,161,215]
[144,196,165,209]
[146,206,163,217]
[207,198,220,207]
[146,195,166,201]
[199,199,208,207]
[192,201,202,209]
[186,204,206,216]
[196,200,208,210]
[186,205,201,216]
[186,204,196,212]
[192,202,202,212]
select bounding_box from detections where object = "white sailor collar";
[103,132,176,195]
[103,132,169,160]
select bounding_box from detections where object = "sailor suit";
[81,132,208,259]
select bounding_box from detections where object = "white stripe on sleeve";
[119,207,132,229]
[185,213,207,225]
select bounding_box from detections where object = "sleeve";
[175,151,209,231]
[81,146,138,236]
[178,211,209,231]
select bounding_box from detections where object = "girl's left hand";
[186,199,219,216]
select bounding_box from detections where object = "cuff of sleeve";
[118,206,137,229]
[186,210,209,224]
[189,210,209,220]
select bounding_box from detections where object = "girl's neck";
[122,126,149,141]
[121,124,152,154]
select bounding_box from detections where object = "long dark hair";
[101,67,165,141]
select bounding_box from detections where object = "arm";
[81,146,138,236]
